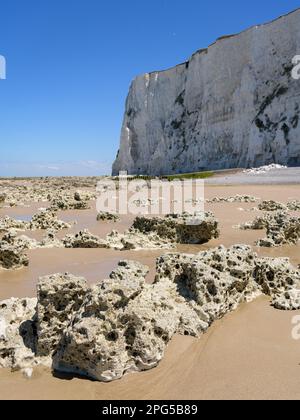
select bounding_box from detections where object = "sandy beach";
[0,176,300,400]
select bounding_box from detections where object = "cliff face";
[113,9,300,176]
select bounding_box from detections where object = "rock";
[0,216,29,232]
[243,164,288,175]
[239,211,300,247]
[112,10,300,176]
[287,200,300,211]
[256,212,300,247]
[63,230,108,249]
[30,209,71,230]
[156,245,260,323]
[253,257,300,310]
[50,192,91,211]
[1,231,39,250]
[36,273,88,357]
[253,257,300,295]
[105,229,175,251]
[53,261,203,381]
[132,212,219,244]
[1,229,63,251]
[2,245,300,381]
[207,195,259,204]
[272,289,300,311]
[97,212,120,222]
[0,238,29,269]
[0,298,37,370]
[258,200,287,212]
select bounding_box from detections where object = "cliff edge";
[113,9,300,176]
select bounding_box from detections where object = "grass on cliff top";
[164,171,214,181]
[113,171,214,182]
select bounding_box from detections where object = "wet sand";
[0,183,300,399]
[1,296,300,400]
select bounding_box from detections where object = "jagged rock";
[1,231,39,250]
[50,191,91,211]
[0,298,38,370]
[132,212,219,244]
[1,229,63,251]
[105,229,175,251]
[0,216,29,232]
[39,229,64,248]
[254,258,300,310]
[113,10,300,176]
[272,289,300,311]
[254,257,300,294]
[239,214,269,230]
[156,245,260,323]
[63,230,108,249]
[53,261,204,381]
[258,200,287,211]
[0,238,29,269]
[36,273,88,357]
[30,209,71,230]
[207,195,259,204]
[97,212,120,222]
[287,200,300,211]
[239,211,300,247]
[257,212,300,247]
[2,245,300,381]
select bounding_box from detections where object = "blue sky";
[0,0,299,176]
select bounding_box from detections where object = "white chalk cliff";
[113,9,300,176]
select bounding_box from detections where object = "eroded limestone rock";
[2,246,300,381]
[258,200,287,212]
[207,195,259,204]
[97,212,120,222]
[132,212,219,245]
[0,237,29,269]
[287,201,300,211]
[239,211,300,247]
[53,261,204,381]
[105,229,175,251]
[50,191,91,211]
[0,216,29,232]
[0,298,38,371]
[63,230,108,249]
[36,273,88,356]
[30,209,71,230]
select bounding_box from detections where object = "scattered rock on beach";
[0,216,29,233]
[0,298,38,371]
[258,200,287,212]
[30,209,71,230]
[97,212,120,222]
[0,238,29,269]
[1,245,300,381]
[287,200,300,211]
[239,211,300,247]
[63,229,108,249]
[206,195,259,204]
[36,273,88,357]
[132,212,219,245]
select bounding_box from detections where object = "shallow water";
[0,183,300,399]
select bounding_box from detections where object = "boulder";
[36,273,88,356]
[97,212,120,222]
[0,298,38,371]
[63,230,108,249]
[132,212,219,244]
